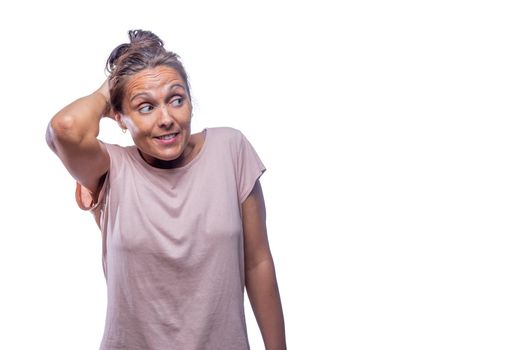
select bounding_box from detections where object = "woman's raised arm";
[46,80,111,194]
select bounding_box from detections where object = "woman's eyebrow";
[169,83,186,91]
[129,92,151,102]
[130,83,186,102]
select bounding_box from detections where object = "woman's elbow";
[47,114,83,147]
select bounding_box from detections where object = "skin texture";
[47,65,286,349]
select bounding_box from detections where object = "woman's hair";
[106,30,191,113]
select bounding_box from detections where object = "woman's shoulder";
[206,126,242,137]
[97,141,138,170]
[205,127,247,146]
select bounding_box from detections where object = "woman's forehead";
[125,66,185,95]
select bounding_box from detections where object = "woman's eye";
[171,97,183,107]
[138,104,153,113]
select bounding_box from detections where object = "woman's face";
[117,66,192,168]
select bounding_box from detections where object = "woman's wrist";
[92,91,111,118]
[94,79,112,117]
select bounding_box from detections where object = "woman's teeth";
[157,133,177,140]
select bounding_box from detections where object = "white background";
[1,0,523,349]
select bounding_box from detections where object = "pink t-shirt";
[76,127,265,350]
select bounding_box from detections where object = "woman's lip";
[154,132,178,145]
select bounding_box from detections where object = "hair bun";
[128,29,164,49]
[106,29,164,74]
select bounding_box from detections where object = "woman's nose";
[158,105,174,129]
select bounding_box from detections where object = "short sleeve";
[236,132,266,203]
[74,142,122,226]
[75,177,107,211]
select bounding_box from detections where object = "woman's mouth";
[154,132,179,144]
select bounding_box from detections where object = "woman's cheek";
[128,118,150,136]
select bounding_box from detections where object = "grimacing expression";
[117,66,192,167]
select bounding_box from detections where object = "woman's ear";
[114,112,128,132]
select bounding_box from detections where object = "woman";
[46,30,286,350]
